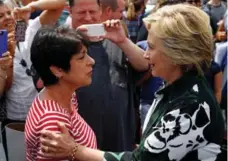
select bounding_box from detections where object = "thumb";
[99,33,110,40]
[57,122,69,135]
[76,25,88,33]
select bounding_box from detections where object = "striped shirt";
[25,93,97,161]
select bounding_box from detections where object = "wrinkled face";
[70,0,101,29]
[111,0,125,19]
[0,4,15,30]
[62,45,95,88]
[144,32,179,81]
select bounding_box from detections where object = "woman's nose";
[88,56,95,66]
[143,50,150,60]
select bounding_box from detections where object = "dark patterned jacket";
[104,71,225,161]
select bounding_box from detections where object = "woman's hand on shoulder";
[40,122,75,160]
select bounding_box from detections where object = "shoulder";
[221,2,227,8]
[210,60,222,74]
[169,78,218,113]
[27,17,42,33]
[27,97,69,125]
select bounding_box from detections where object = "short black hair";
[31,26,87,86]
[69,0,100,7]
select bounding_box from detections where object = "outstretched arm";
[102,20,149,71]
[14,0,66,26]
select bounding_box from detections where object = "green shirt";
[104,71,224,161]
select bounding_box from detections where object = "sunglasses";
[20,59,35,77]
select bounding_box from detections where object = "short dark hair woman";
[25,26,96,161]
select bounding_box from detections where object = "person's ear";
[49,66,64,79]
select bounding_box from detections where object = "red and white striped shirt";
[25,94,97,161]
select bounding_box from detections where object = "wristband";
[71,143,79,161]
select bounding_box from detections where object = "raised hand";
[13,5,33,22]
[76,20,127,44]
[76,25,104,42]
[101,19,127,45]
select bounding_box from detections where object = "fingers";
[216,31,227,41]
[40,130,58,141]
[101,19,121,41]
[1,52,10,57]
[7,34,16,57]
[40,137,56,147]
[13,7,31,22]
[57,122,69,135]
[40,145,67,159]
[7,24,15,33]
[41,144,58,153]
[40,151,65,159]
[12,8,20,20]
[76,25,88,32]
[103,19,120,29]
[40,134,70,159]
[40,130,64,147]
[8,31,15,41]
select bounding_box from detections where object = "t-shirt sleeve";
[211,60,222,75]
[23,17,42,51]
[36,111,71,160]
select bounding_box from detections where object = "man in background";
[68,0,147,151]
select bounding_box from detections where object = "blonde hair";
[126,0,146,20]
[144,4,213,75]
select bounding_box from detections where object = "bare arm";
[33,0,66,25]
[27,0,66,25]
[14,0,66,26]
[40,122,105,161]
[214,71,222,103]
[118,38,149,71]
[136,69,152,86]
[72,145,104,161]
[78,21,148,71]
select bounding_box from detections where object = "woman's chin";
[85,78,92,86]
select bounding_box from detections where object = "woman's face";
[62,45,95,88]
[0,4,15,30]
[144,32,180,82]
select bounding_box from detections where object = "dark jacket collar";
[156,71,203,100]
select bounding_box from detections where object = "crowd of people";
[0,0,227,161]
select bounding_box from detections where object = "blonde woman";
[40,4,225,161]
[123,0,148,42]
